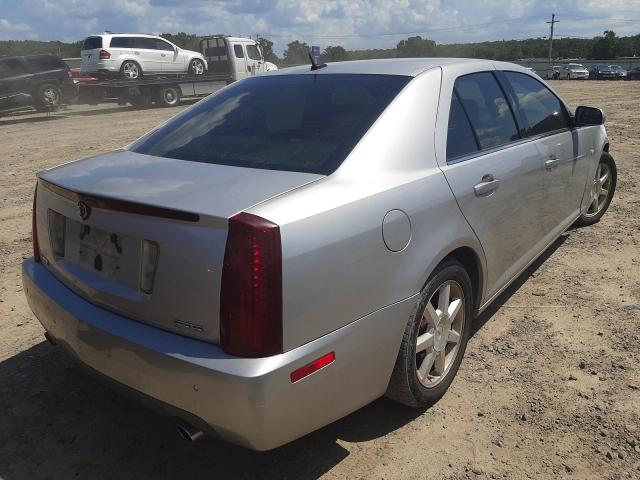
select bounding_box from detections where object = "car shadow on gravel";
[0,234,569,480]
[0,115,66,127]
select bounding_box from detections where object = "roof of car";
[268,58,525,77]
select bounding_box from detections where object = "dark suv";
[0,54,76,114]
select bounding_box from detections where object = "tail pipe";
[176,421,203,442]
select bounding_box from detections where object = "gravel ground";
[0,81,638,480]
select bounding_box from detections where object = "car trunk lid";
[35,150,322,343]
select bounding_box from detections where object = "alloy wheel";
[585,162,611,217]
[416,280,465,388]
[191,60,204,75]
[123,62,139,79]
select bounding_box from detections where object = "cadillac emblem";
[78,201,91,220]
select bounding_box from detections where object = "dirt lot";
[0,81,639,480]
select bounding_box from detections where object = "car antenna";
[308,52,327,71]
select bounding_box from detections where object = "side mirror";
[574,106,605,127]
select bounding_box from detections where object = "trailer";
[78,73,231,108]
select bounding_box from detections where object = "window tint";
[504,72,570,136]
[109,37,131,48]
[233,45,244,58]
[153,38,174,51]
[82,36,103,50]
[136,37,156,49]
[246,44,261,61]
[447,92,479,160]
[0,59,28,78]
[454,72,519,150]
[131,74,410,175]
[24,55,66,72]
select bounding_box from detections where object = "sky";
[1,0,639,53]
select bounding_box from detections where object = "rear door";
[436,69,546,299]
[132,37,163,73]
[0,58,31,99]
[499,71,590,235]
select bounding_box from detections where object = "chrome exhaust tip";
[176,421,203,442]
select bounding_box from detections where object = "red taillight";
[99,49,111,59]
[290,352,335,383]
[220,212,282,357]
[32,184,41,263]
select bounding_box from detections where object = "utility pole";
[546,13,559,64]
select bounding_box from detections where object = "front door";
[499,71,593,235]
[245,43,263,75]
[436,70,546,300]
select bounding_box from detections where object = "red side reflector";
[290,352,335,383]
[99,49,111,59]
[32,184,41,263]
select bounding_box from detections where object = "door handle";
[161,53,166,57]
[545,155,560,170]
[474,174,500,197]
[134,51,140,55]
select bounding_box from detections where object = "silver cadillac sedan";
[23,58,616,450]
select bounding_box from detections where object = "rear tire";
[156,86,181,107]
[35,83,61,111]
[386,259,473,408]
[120,60,142,79]
[574,152,617,227]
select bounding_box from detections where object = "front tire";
[575,152,617,227]
[386,259,473,407]
[189,58,205,75]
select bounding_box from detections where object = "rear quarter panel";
[249,68,485,350]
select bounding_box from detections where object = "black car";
[588,64,617,80]
[0,54,76,114]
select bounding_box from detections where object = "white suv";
[80,33,208,79]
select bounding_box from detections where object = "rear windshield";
[82,36,103,50]
[131,74,410,174]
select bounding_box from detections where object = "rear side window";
[233,45,244,58]
[131,74,410,175]
[0,59,28,78]
[82,36,103,50]
[109,37,131,48]
[446,92,479,160]
[504,72,570,136]
[454,72,519,150]
[247,45,261,61]
[25,55,66,72]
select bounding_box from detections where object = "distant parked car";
[559,63,589,80]
[547,65,561,80]
[608,65,627,79]
[24,58,616,450]
[0,54,76,114]
[626,66,640,80]
[80,33,208,79]
[589,64,617,80]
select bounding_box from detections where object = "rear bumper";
[22,258,415,450]
[81,60,119,75]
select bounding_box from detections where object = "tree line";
[0,30,637,64]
